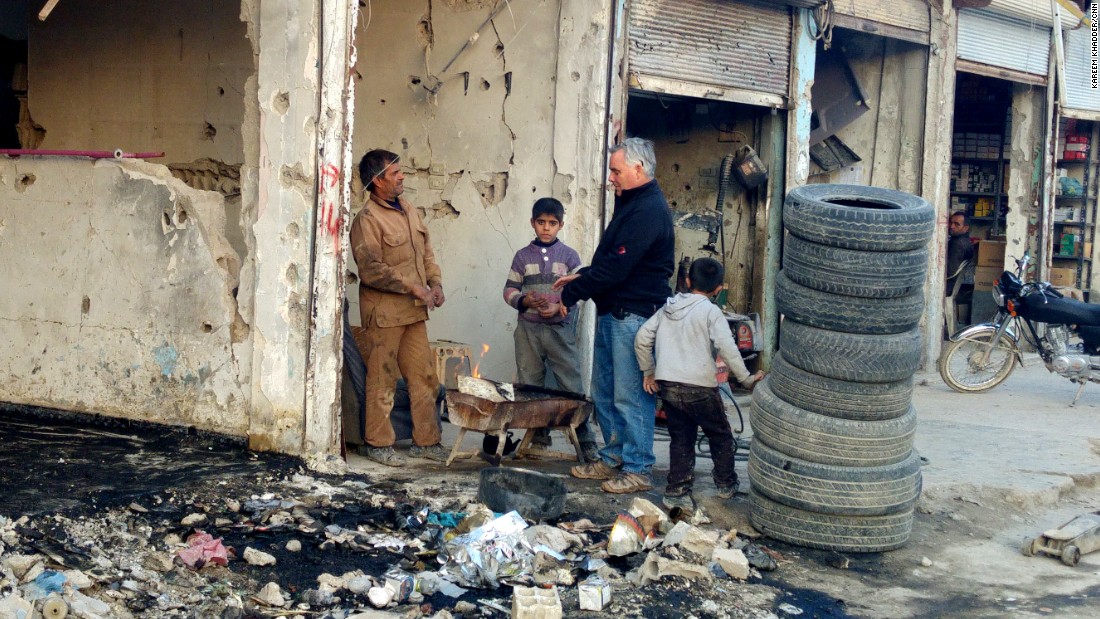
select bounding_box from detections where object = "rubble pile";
[0,466,796,618]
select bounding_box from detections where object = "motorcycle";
[939,252,1100,404]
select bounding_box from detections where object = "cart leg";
[496,430,510,458]
[446,428,468,467]
[565,426,584,462]
[514,429,537,459]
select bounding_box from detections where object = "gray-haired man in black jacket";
[554,137,675,494]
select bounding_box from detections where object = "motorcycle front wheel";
[938,327,1017,392]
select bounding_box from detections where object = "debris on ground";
[0,411,801,618]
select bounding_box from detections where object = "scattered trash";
[578,576,611,611]
[511,585,562,619]
[920,556,933,567]
[285,539,302,552]
[778,601,804,615]
[628,497,671,535]
[439,511,532,587]
[607,513,647,557]
[175,532,230,569]
[22,569,67,601]
[743,543,779,571]
[41,595,69,619]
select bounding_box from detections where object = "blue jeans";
[592,312,656,474]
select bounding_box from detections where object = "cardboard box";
[976,240,1007,267]
[1049,267,1077,287]
[973,265,1003,290]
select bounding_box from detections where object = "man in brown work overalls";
[350,149,448,466]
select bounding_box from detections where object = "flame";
[471,343,490,379]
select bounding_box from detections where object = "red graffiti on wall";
[318,163,342,241]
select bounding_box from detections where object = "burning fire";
[471,344,490,379]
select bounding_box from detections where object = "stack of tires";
[748,184,935,553]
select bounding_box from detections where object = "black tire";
[776,270,923,334]
[780,319,922,384]
[751,378,917,467]
[749,489,913,553]
[784,184,935,251]
[783,235,928,299]
[769,352,913,421]
[748,440,922,516]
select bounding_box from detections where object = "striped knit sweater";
[503,238,581,324]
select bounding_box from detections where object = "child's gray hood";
[661,292,711,320]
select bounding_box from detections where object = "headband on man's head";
[366,154,401,188]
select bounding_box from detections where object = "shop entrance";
[624,93,772,319]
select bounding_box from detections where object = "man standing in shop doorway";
[946,211,975,326]
[350,149,449,467]
[555,137,675,494]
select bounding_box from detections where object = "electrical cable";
[810,0,835,50]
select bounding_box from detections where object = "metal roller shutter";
[830,0,931,44]
[1062,23,1100,119]
[628,0,791,107]
[957,8,1051,83]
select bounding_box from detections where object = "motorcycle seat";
[1020,292,1100,327]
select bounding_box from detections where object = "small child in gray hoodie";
[634,257,763,510]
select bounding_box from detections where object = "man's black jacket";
[561,180,674,317]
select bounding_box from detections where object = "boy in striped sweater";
[503,198,598,461]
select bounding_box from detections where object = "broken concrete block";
[286,540,302,552]
[62,569,94,589]
[712,547,750,580]
[180,513,207,526]
[628,497,671,534]
[511,585,562,619]
[367,586,393,608]
[243,548,277,566]
[0,593,33,619]
[69,591,111,617]
[577,576,611,611]
[346,576,373,595]
[661,522,720,557]
[2,555,41,581]
[253,582,286,607]
[633,552,713,586]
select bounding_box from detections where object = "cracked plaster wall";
[28,0,250,164]
[0,158,249,431]
[352,0,591,381]
[1003,84,1045,269]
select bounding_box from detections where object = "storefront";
[619,0,794,360]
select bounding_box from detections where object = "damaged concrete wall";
[242,0,322,455]
[811,32,927,194]
[1003,83,1046,267]
[29,0,250,164]
[352,0,611,382]
[0,158,249,431]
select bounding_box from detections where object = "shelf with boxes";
[1050,117,1096,292]
[950,126,1008,231]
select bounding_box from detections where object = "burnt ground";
[0,404,801,619]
